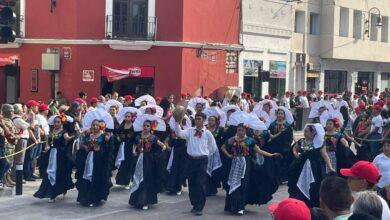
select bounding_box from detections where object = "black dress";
[246,136,279,206]
[129,134,160,208]
[224,137,254,214]
[166,129,188,194]
[75,133,113,206]
[324,132,357,175]
[34,131,74,200]
[287,139,323,208]
[206,127,224,196]
[115,123,136,186]
[268,121,293,182]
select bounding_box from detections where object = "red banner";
[0,54,18,67]
[101,65,154,82]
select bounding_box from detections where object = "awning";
[101,65,154,82]
[0,54,18,67]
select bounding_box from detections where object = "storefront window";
[243,60,262,97]
[269,61,286,98]
[356,72,374,93]
[324,70,347,93]
[381,72,390,91]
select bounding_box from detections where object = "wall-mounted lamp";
[365,7,382,37]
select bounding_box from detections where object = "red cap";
[124,95,133,102]
[285,91,291,95]
[297,90,302,94]
[303,90,307,95]
[340,161,381,184]
[74,98,85,104]
[90,97,99,104]
[26,100,39,108]
[353,94,359,98]
[156,97,162,102]
[264,95,270,99]
[268,198,310,220]
[317,90,323,94]
[377,100,385,107]
[372,104,382,112]
[181,93,187,98]
[38,103,49,111]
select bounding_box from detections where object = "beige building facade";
[291,0,390,94]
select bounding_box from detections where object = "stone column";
[373,72,381,90]
[347,71,358,94]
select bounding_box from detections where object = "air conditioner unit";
[42,53,60,71]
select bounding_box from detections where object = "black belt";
[189,155,208,160]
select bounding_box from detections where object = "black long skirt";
[75,149,113,206]
[166,139,188,194]
[246,156,279,205]
[115,141,135,186]
[34,148,74,200]
[129,152,159,207]
[224,157,252,213]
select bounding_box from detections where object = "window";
[310,13,320,35]
[339,7,349,37]
[112,0,153,40]
[381,16,389,43]
[353,10,362,39]
[226,51,238,74]
[370,14,378,41]
[324,70,347,93]
[295,11,305,33]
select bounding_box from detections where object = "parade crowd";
[0,88,389,220]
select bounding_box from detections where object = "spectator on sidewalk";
[23,100,40,182]
[268,198,311,220]
[1,104,18,187]
[319,176,353,220]
[373,141,390,192]
[0,118,10,190]
[340,161,390,220]
[352,191,383,220]
[12,104,30,182]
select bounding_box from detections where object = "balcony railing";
[106,15,156,41]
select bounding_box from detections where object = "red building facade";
[0,0,242,103]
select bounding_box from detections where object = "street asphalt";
[0,131,303,220]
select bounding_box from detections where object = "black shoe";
[25,177,36,182]
[195,211,203,216]
[191,208,196,213]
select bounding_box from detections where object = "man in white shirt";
[351,94,359,110]
[335,95,349,111]
[369,105,384,158]
[12,104,31,182]
[175,112,217,216]
[36,104,50,137]
[373,141,390,190]
[299,91,309,108]
[240,93,249,112]
[281,91,291,110]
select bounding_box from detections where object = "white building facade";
[291,0,390,94]
[239,0,293,98]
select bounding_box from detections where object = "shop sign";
[307,72,320,78]
[82,70,95,82]
[270,61,286,78]
[62,47,72,60]
[0,54,18,66]
[101,65,155,82]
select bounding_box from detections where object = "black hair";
[340,106,349,123]
[319,176,353,213]
[195,112,207,120]
[159,97,170,117]
[79,91,86,98]
[310,208,329,220]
